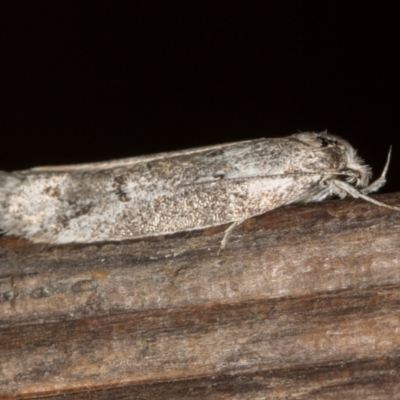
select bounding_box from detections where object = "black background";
[1,1,399,192]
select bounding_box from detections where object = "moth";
[0,131,398,246]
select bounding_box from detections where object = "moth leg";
[362,146,392,194]
[333,180,400,212]
[220,218,248,250]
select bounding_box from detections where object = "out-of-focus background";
[1,1,399,192]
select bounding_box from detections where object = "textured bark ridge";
[1,193,400,399]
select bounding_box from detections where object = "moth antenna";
[334,179,400,212]
[362,146,392,194]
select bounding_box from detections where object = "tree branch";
[1,193,400,399]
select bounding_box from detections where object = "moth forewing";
[0,131,398,245]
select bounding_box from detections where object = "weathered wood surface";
[0,193,400,399]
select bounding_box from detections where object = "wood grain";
[1,193,400,399]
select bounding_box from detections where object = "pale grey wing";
[0,135,327,244]
[0,134,336,243]
[0,168,324,244]
[27,139,265,173]
[40,173,324,244]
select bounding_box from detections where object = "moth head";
[293,131,373,188]
[317,132,373,189]
[338,141,372,188]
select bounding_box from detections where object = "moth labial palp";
[0,131,398,246]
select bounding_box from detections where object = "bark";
[1,193,400,399]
